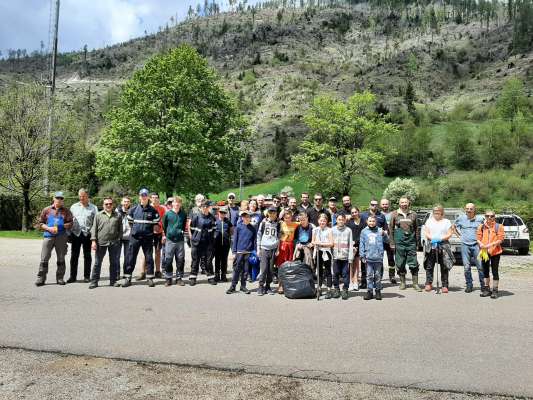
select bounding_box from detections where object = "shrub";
[382,178,420,205]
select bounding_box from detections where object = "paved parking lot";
[1,238,532,398]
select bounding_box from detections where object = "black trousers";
[214,239,230,279]
[190,241,214,279]
[125,236,154,278]
[317,251,332,288]
[424,249,449,287]
[69,233,92,280]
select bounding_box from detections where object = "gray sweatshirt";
[257,219,280,251]
[332,225,354,261]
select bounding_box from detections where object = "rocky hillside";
[1,3,532,152]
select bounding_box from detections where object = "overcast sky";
[0,0,261,55]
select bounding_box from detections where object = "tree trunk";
[21,187,31,232]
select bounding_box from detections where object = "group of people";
[34,188,505,299]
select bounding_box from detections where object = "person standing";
[306,193,330,226]
[115,196,132,282]
[189,200,217,286]
[227,210,256,294]
[279,192,289,210]
[454,203,485,293]
[122,188,160,288]
[423,205,454,293]
[256,194,268,216]
[360,216,388,300]
[346,207,363,291]
[332,213,354,300]
[359,199,388,289]
[35,192,73,286]
[279,197,299,222]
[151,193,167,279]
[227,193,240,227]
[275,210,299,293]
[294,212,315,269]
[67,188,98,283]
[342,196,353,220]
[88,197,122,289]
[477,211,505,299]
[380,198,397,284]
[214,206,232,283]
[327,197,338,226]
[256,206,280,296]
[162,196,187,287]
[389,197,422,291]
[312,214,334,299]
[297,192,311,214]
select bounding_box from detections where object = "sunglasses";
[104,203,113,206]
[485,215,495,218]
[370,203,378,206]
[314,198,322,201]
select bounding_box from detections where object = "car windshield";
[495,216,522,226]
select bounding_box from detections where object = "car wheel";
[518,247,529,255]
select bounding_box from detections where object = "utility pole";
[44,0,60,195]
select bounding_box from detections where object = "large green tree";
[96,45,248,196]
[292,91,398,196]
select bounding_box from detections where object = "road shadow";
[381,292,405,299]
[496,290,514,297]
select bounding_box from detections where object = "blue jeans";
[333,259,350,290]
[90,242,120,283]
[461,244,484,288]
[366,261,383,291]
[164,239,185,279]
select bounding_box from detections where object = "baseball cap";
[239,210,250,216]
[166,197,174,204]
[201,200,213,207]
[219,206,228,213]
[139,188,149,196]
[268,206,278,212]
[227,192,236,199]
[329,196,337,202]
[54,191,64,199]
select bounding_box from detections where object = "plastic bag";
[278,260,316,299]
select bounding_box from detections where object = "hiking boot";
[442,287,449,294]
[490,288,498,299]
[325,289,332,299]
[399,275,406,290]
[122,277,132,288]
[272,276,279,284]
[208,278,217,285]
[201,269,207,275]
[220,276,228,283]
[88,281,98,289]
[240,286,250,294]
[390,276,397,285]
[359,281,367,290]
[425,284,433,292]
[214,275,220,283]
[135,273,146,281]
[66,277,76,284]
[247,276,253,283]
[35,277,46,287]
[257,287,265,296]
[266,288,276,295]
[480,286,491,297]
[341,289,349,300]
[56,279,66,286]
[189,277,196,286]
[364,291,373,300]
[226,287,236,294]
[165,279,173,287]
[465,286,473,293]
[154,271,163,279]
[177,278,185,286]
[412,275,422,292]
[332,288,341,299]
[375,290,382,300]
[83,277,90,283]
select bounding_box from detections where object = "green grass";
[0,230,42,239]
[211,174,393,207]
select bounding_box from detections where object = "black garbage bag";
[278,260,316,299]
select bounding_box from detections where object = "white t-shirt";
[424,217,452,239]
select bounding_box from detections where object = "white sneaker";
[352,282,359,292]
[348,283,354,291]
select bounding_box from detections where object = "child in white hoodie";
[332,213,354,300]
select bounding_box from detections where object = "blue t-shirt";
[454,214,484,245]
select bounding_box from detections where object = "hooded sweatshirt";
[332,225,354,261]
[257,218,280,251]
[360,226,389,262]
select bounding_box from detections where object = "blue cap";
[54,191,64,199]
[139,188,149,196]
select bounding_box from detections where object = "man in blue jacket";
[189,200,217,286]
[122,188,160,288]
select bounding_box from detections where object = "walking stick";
[435,246,441,295]
[315,249,321,301]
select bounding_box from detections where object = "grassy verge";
[0,230,42,239]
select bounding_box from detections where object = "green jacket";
[90,210,123,246]
[163,209,187,242]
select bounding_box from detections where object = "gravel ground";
[0,348,521,400]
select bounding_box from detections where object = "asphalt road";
[1,238,532,398]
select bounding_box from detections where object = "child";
[294,212,315,269]
[359,215,388,300]
[214,206,232,283]
[256,206,280,296]
[227,210,256,294]
[312,214,334,299]
[275,210,300,294]
[332,213,354,300]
